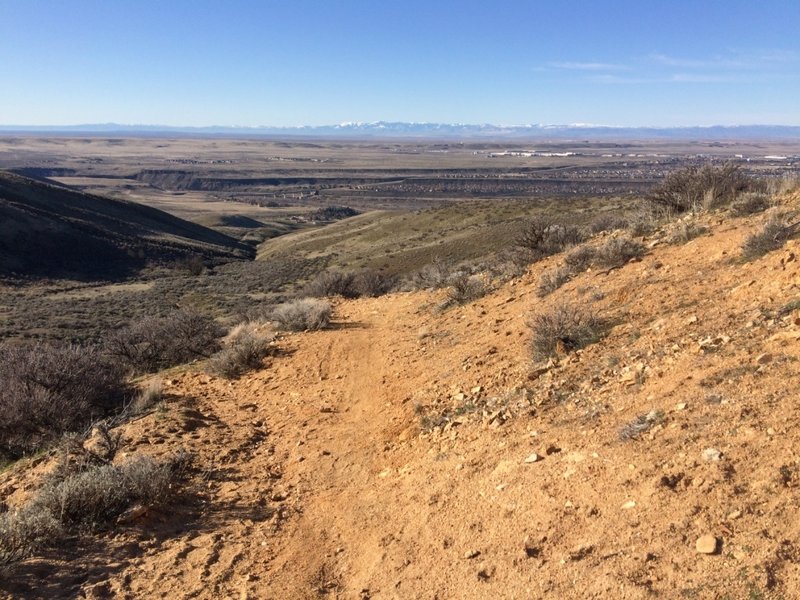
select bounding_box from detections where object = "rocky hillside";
[0,171,252,280]
[2,192,800,599]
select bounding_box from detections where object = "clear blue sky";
[1,0,799,127]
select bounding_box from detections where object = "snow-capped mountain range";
[2,121,800,139]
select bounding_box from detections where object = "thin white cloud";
[548,61,630,71]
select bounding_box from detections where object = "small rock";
[675,402,688,411]
[476,564,494,580]
[756,353,773,365]
[727,510,742,520]
[464,549,481,559]
[471,386,482,394]
[696,535,719,554]
[523,536,541,558]
[117,504,148,524]
[621,500,636,510]
[524,453,542,464]
[686,315,698,324]
[702,448,722,462]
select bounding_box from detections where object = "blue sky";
[1,0,799,127]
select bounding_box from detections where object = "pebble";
[675,402,688,411]
[755,353,773,365]
[524,453,542,464]
[702,448,722,461]
[464,549,481,559]
[727,510,742,520]
[695,535,719,554]
[621,500,636,510]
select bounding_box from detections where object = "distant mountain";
[1,122,800,139]
[0,171,252,280]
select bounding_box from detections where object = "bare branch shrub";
[742,212,800,259]
[594,236,646,268]
[208,325,276,379]
[302,270,358,298]
[563,244,597,272]
[408,257,453,290]
[0,343,130,458]
[648,163,752,213]
[273,299,331,331]
[729,192,771,216]
[515,217,585,262]
[536,266,574,298]
[104,309,223,374]
[668,221,708,245]
[529,305,607,359]
[589,214,629,234]
[352,269,396,297]
[446,274,488,305]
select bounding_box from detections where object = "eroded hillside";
[3,193,800,599]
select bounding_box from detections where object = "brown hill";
[0,171,252,280]
[2,193,800,598]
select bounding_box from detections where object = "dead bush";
[446,275,488,305]
[594,236,646,268]
[589,214,629,234]
[272,299,331,331]
[529,305,607,360]
[409,257,453,290]
[0,505,62,565]
[536,266,573,298]
[668,221,708,245]
[104,309,223,374]
[0,343,131,458]
[648,163,752,213]
[352,269,396,297]
[515,217,585,262]
[208,326,276,379]
[130,379,164,414]
[563,244,597,272]
[31,453,187,530]
[730,192,771,216]
[742,212,799,259]
[302,270,358,298]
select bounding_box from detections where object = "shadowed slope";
[0,171,253,280]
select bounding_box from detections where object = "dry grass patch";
[529,304,608,360]
[273,299,331,331]
[208,323,277,379]
[742,212,799,259]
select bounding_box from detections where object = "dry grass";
[594,236,646,268]
[529,305,607,360]
[742,212,799,259]
[208,324,277,379]
[273,299,332,331]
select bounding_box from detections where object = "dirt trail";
[6,200,800,598]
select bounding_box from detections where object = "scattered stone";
[464,549,481,559]
[476,564,494,580]
[541,444,561,456]
[675,402,688,411]
[471,386,482,394]
[696,535,719,554]
[756,353,773,365]
[686,315,698,324]
[702,448,722,462]
[727,510,742,520]
[523,536,541,558]
[567,544,594,561]
[621,500,636,510]
[524,453,542,464]
[117,504,148,524]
